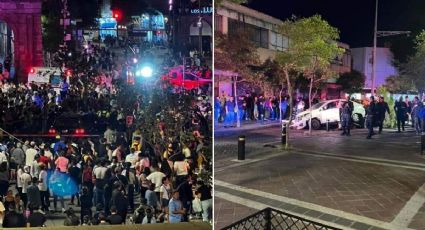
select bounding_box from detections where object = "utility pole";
[198,0,203,57]
[371,0,378,96]
[372,0,410,96]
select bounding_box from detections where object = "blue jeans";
[95,188,105,207]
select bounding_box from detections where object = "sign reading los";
[191,7,213,14]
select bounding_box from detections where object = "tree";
[42,0,63,52]
[337,70,366,95]
[214,29,259,80]
[384,75,414,93]
[378,86,396,128]
[279,15,344,135]
[295,16,344,134]
[399,30,425,97]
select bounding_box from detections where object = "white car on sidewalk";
[287,99,366,130]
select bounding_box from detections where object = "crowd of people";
[0,39,212,227]
[215,92,304,128]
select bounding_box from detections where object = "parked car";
[287,99,365,130]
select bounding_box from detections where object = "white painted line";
[215,180,410,230]
[292,148,425,169]
[215,151,288,173]
[295,151,425,172]
[391,183,425,228]
[215,191,356,230]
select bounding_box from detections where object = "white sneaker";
[62,208,66,213]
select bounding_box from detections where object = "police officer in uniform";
[341,101,352,136]
[394,96,407,132]
[376,96,390,134]
[366,96,377,139]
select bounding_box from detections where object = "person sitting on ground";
[142,206,156,224]
[107,206,122,225]
[2,204,25,228]
[26,203,46,227]
[98,213,109,225]
[63,208,80,226]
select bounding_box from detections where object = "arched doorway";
[0,0,43,82]
[189,19,212,55]
[0,20,14,79]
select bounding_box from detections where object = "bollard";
[421,134,425,155]
[238,135,246,160]
[326,119,330,132]
[281,122,287,145]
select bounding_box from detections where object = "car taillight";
[48,128,56,134]
[75,129,85,135]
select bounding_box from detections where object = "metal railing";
[221,208,341,230]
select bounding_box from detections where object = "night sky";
[246,0,425,60]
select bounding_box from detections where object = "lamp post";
[371,0,410,96]
[371,0,378,96]
[198,0,203,57]
[191,0,203,57]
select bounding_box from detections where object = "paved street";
[214,124,425,230]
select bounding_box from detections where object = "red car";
[161,66,212,90]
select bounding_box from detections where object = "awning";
[100,23,116,29]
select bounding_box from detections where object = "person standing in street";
[366,96,377,139]
[395,96,407,132]
[411,97,420,134]
[340,102,352,136]
[224,97,235,128]
[376,96,390,134]
[417,101,425,134]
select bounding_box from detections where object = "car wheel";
[311,119,321,130]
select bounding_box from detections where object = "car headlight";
[298,114,310,121]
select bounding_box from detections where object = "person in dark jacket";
[340,102,352,136]
[417,102,425,134]
[80,186,92,224]
[366,96,377,139]
[68,160,81,206]
[394,96,407,132]
[111,181,128,224]
[376,96,390,134]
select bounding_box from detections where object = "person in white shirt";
[0,150,7,163]
[25,142,37,166]
[20,166,32,208]
[182,143,191,159]
[146,167,165,197]
[125,148,138,167]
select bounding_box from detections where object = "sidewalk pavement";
[214,120,281,136]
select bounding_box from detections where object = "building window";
[245,23,268,48]
[227,18,269,49]
[270,31,288,51]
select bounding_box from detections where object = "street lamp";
[191,0,203,57]
[139,66,153,78]
[371,0,410,96]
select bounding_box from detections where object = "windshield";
[311,102,326,110]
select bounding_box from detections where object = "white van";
[288,99,366,130]
[27,67,69,91]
